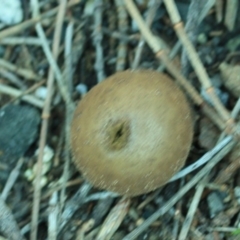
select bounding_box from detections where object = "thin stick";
[30,0,67,239]
[96,198,130,240]
[58,182,92,234]
[178,177,207,240]
[225,0,238,31]
[93,0,106,82]
[64,22,74,94]
[0,37,48,45]
[0,68,27,89]
[59,21,75,213]
[163,0,231,123]
[123,136,235,240]
[132,0,162,70]
[0,197,24,240]
[231,97,240,119]
[181,0,215,76]
[124,0,228,132]
[1,158,24,201]
[124,0,161,53]
[0,0,81,40]
[214,157,240,184]
[48,192,59,240]
[169,136,231,182]
[5,80,45,106]
[36,25,73,106]
[215,0,223,22]
[114,0,128,71]
[0,58,41,81]
[0,83,44,108]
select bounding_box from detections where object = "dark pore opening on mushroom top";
[105,119,130,151]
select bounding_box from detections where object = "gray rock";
[207,191,225,218]
[0,104,40,166]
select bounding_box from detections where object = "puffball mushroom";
[71,70,193,196]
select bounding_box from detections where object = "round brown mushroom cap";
[71,70,193,196]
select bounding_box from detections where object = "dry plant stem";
[0,83,44,108]
[178,177,207,240]
[30,30,48,240]
[85,192,119,202]
[36,25,73,107]
[91,197,115,226]
[86,227,101,240]
[215,0,223,22]
[5,80,45,106]
[137,189,162,210]
[157,51,202,105]
[123,136,235,240]
[60,110,74,211]
[0,0,81,40]
[125,0,199,105]
[68,27,86,76]
[216,93,240,143]
[164,0,231,123]
[172,181,184,239]
[123,0,226,131]
[1,158,24,201]
[0,237,7,240]
[0,197,23,240]
[132,0,162,70]
[169,136,231,182]
[201,103,226,131]
[157,40,181,72]
[58,182,92,234]
[30,0,67,239]
[231,97,240,119]
[64,22,74,94]
[114,0,128,71]
[41,178,82,201]
[93,0,106,82]
[0,59,41,81]
[158,52,226,131]
[53,128,65,167]
[181,0,214,76]
[60,21,75,212]
[0,69,27,89]
[101,27,137,42]
[48,192,59,240]
[214,157,240,184]
[225,0,238,31]
[0,37,47,45]
[124,0,161,53]
[211,227,239,233]
[96,198,130,240]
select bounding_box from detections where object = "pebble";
[0,104,40,166]
[207,191,225,218]
[234,187,240,205]
[0,0,23,25]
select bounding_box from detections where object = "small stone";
[198,117,219,150]
[0,104,40,166]
[197,33,207,44]
[24,169,34,181]
[0,0,23,25]
[76,84,88,96]
[35,145,54,163]
[220,62,240,98]
[35,87,48,100]
[207,191,225,218]
[234,187,240,205]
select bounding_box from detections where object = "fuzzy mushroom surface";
[71,70,193,196]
